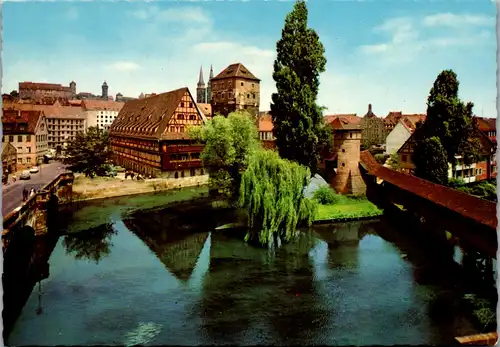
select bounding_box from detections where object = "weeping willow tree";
[238,149,317,248]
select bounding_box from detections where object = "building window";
[26,135,31,142]
[402,155,407,162]
[17,158,22,164]
[178,114,184,120]
[27,157,31,164]
[28,147,31,153]
[189,115,196,120]
[342,163,345,167]
[18,135,22,142]
[175,172,179,179]
[190,168,195,177]
[349,133,352,139]
[189,102,193,108]
[341,148,345,153]
[201,168,204,175]
[241,82,244,86]
[9,136,13,142]
[181,171,185,178]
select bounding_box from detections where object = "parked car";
[29,166,40,174]
[20,171,31,180]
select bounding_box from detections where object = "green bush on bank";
[452,180,497,202]
[313,185,339,204]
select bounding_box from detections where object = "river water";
[7,187,482,346]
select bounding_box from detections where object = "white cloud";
[423,13,494,27]
[129,6,211,24]
[359,13,493,65]
[65,7,79,21]
[107,62,142,72]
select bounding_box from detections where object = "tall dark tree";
[413,136,449,185]
[415,70,480,173]
[270,0,331,175]
[64,126,110,177]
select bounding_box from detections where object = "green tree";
[188,111,261,201]
[64,126,110,178]
[415,70,480,173]
[412,136,449,185]
[270,0,331,175]
[388,153,401,171]
[238,149,317,248]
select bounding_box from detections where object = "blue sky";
[2,0,497,117]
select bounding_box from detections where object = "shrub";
[313,185,338,205]
[448,177,466,187]
[374,153,389,165]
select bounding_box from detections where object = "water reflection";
[6,194,483,346]
[62,223,117,264]
[123,201,237,282]
[194,230,328,345]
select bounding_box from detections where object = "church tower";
[196,66,206,103]
[69,81,76,97]
[206,65,214,103]
[102,81,109,99]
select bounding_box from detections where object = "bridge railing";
[2,172,74,233]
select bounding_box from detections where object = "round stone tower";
[331,122,366,195]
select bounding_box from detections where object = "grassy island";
[312,186,383,222]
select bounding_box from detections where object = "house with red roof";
[385,114,426,154]
[258,112,276,150]
[397,116,497,182]
[2,109,48,169]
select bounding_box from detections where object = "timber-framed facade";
[109,87,207,178]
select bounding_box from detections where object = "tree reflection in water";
[195,230,326,345]
[62,223,117,264]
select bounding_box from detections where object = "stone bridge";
[2,172,74,251]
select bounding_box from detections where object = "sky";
[2,0,497,118]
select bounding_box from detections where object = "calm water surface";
[8,188,478,345]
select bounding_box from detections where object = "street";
[2,162,67,217]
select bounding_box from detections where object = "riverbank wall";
[72,174,209,202]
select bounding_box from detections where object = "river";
[7,187,482,345]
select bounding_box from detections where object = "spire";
[209,64,214,80]
[198,66,205,86]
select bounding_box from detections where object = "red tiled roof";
[328,114,362,130]
[400,114,426,132]
[258,111,273,132]
[324,114,359,125]
[3,102,85,119]
[359,150,497,231]
[2,109,44,134]
[82,99,124,111]
[196,103,212,117]
[475,116,496,132]
[211,63,260,82]
[109,87,195,140]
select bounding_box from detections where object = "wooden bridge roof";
[359,150,497,230]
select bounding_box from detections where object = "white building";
[82,99,125,131]
[385,114,426,154]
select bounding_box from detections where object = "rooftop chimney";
[368,104,372,113]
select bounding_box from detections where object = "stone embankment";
[72,173,209,201]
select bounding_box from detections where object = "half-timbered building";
[109,87,207,178]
